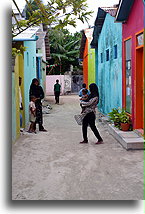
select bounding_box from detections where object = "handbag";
[74,114,83,125]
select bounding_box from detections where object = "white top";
[19,87,22,109]
[29,101,36,114]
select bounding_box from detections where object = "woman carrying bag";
[79,83,103,144]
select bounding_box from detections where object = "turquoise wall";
[36,50,46,92]
[97,14,122,115]
[24,41,37,126]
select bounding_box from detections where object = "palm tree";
[47,29,81,75]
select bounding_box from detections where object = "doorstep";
[108,124,144,150]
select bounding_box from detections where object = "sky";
[12,0,119,33]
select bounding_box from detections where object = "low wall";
[46,75,71,95]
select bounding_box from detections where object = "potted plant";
[119,109,130,131]
[108,108,120,128]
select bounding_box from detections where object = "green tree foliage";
[47,28,81,75]
[12,0,92,37]
[25,0,40,20]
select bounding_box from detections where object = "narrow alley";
[12,95,143,200]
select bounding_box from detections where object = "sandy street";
[12,95,143,200]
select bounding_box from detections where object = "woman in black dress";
[29,78,47,132]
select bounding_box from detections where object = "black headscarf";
[88,83,99,102]
[29,78,44,102]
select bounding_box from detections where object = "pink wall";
[46,75,65,95]
[123,0,143,38]
[122,0,144,126]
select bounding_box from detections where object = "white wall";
[46,75,65,95]
[46,75,72,95]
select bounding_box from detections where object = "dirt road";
[12,95,143,200]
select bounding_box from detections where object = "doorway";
[135,46,144,129]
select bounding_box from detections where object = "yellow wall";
[14,54,24,140]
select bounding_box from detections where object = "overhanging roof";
[79,30,87,60]
[13,26,40,41]
[90,8,106,48]
[116,0,134,22]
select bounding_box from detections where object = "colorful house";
[12,27,39,142]
[79,28,96,88]
[80,30,88,88]
[116,0,144,132]
[12,44,24,142]
[144,0,145,134]
[87,28,96,86]
[91,7,122,115]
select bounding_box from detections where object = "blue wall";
[24,41,37,126]
[97,13,122,115]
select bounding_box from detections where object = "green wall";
[12,72,16,142]
[88,45,96,86]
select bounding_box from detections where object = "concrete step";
[108,124,144,150]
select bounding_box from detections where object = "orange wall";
[83,39,88,88]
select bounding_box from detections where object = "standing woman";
[80,83,103,144]
[29,78,47,132]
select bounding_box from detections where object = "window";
[136,33,143,47]
[114,45,117,59]
[106,49,109,61]
[101,53,103,63]
[27,52,29,66]
[33,57,35,68]
[125,39,132,114]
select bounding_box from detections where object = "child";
[80,88,89,113]
[28,96,37,133]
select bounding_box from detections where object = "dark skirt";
[35,102,43,125]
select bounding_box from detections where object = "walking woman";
[29,78,47,132]
[80,83,103,144]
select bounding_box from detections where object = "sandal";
[95,140,103,144]
[80,140,88,144]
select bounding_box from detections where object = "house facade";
[91,8,122,115]
[12,28,39,142]
[12,46,24,142]
[87,28,96,86]
[24,38,37,126]
[80,30,88,88]
[144,0,145,133]
[79,28,96,88]
[116,0,144,132]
